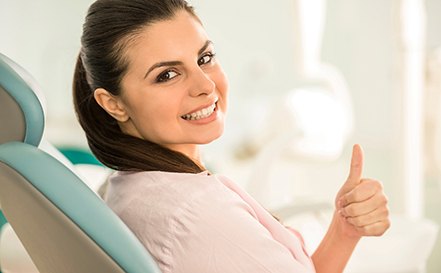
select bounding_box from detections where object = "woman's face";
[117,10,228,159]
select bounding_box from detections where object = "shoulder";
[104,171,213,266]
[105,170,228,218]
[105,171,314,273]
[105,171,258,268]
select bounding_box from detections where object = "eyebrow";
[143,40,213,79]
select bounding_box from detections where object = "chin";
[195,128,224,144]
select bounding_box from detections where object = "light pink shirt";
[105,171,316,273]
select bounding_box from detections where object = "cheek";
[213,68,229,99]
[125,97,166,133]
[219,75,229,112]
[147,98,186,136]
[132,106,177,143]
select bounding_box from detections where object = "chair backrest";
[0,142,161,273]
[0,53,45,146]
[0,53,161,273]
[0,53,75,169]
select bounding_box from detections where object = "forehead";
[125,11,208,65]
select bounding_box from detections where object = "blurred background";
[0,0,440,272]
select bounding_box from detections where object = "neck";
[166,143,204,169]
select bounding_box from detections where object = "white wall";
[0,0,94,145]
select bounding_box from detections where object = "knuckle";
[384,206,390,217]
[365,225,380,236]
[383,194,389,205]
[365,178,383,190]
[357,220,391,237]
[360,225,371,234]
[374,221,391,236]
[360,180,381,196]
[345,205,356,216]
[374,229,386,236]
[372,180,382,191]
[351,190,361,201]
[376,194,388,207]
[353,217,364,227]
[342,195,350,206]
[376,180,384,190]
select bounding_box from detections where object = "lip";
[182,98,218,117]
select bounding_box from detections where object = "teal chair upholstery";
[0,142,160,273]
[0,53,161,273]
[0,53,44,147]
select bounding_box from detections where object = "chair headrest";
[0,53,45,146]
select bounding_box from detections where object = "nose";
[188,67,215,97]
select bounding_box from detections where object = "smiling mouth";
[181,102,217,121]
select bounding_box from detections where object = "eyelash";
[155,52,217,83]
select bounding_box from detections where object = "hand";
[334,144,390,238]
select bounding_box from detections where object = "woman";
[73,0,390,272]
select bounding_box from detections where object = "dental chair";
[0,53,161,273]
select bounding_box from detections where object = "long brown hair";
[73,0,204,173]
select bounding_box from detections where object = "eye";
[156,69,179,83]
[198,52,216,66]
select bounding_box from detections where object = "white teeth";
[182,103,216,120]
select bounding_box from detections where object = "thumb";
[346,144,364,186]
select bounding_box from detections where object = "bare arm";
[312,145,390,273]
[312,212,360,272]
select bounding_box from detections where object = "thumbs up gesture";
[335,144,390,238]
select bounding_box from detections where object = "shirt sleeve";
[167,183,315,273]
